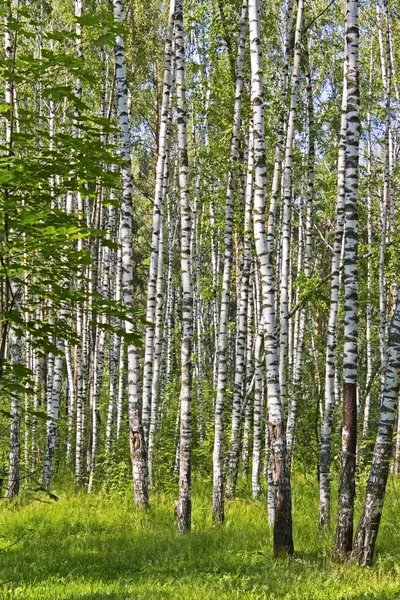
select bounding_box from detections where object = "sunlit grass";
[0,475,399,599]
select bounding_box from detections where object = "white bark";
[7,328,21,499]
[65,341,75,464]
[226,114,253,498]
[319,61,347,528]
[42,340,63,490]
[334,0,360,560]
[142,0,175,447]
[175,0,193,534]
[249,0,293,557]
[279,0,303,410]
[212,0,248,522]
[353,292,400,566]
[252,328,264,499]
[114,0,148,508]
[363,52,373,440]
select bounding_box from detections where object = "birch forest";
[1,0,400,597]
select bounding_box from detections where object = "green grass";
[0,477,399,599]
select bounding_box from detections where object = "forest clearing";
[1,0,400,596]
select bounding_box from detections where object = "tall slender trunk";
[142,0,175,449]
[148,35,175,484]
[209,198,219,389]
[333,0,360,561]
[226,116,253,499]
[105,194,119,454]
[252,328,264,499]
[319,59,347,529]
[242,271,255,477]
[286,16,313,463]
[74,0,85,486]
[352,292,400,566]
[363,49,373,440]
[175,0,193,534]
[65,341,75,463]
[212,0,248,524]
[31,343,41,472]
[4,0,20,500]
[279,0,303,411]
[116,337,125,440]
[161,186,176,411]
[249,0,293,557]
[113,0,148,509]
[7,328,21,499]
[42,340,63,490]
[87,207,110,491]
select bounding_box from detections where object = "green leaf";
[75,14,103,26]
[25,409,53,421]
[93,33,115,48]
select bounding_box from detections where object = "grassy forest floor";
[0,476,399,599]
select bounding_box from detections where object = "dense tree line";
[0,0,400,567]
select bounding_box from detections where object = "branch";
[304,0,337,33]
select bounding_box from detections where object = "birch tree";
[249,0,293,557]
[175,0,193,534]
[113,0,148,509]
[319,62,347,528]
[352,291,400,566]
[142,0,175,454]
[212,0,248,523]
[279,0,303,412]
[333,0,360,561]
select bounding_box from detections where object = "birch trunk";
[319,61,347,528]
[42,340,63,490]
[225,107,253,499]
[352,292,400,566]
[31,344,41,472]
[175,0,193,534]
[363,51,373,439]
[4,3,19,499]
[279,0,303,410]
[65,341,75,463]
[74,0,85,485]
[148,35,175,482]
[333,0,360,560]
[6,328,21,499]
[212,0,247,523]
[113,0,148,509]
[142,0,175,447]
[242,272,255,477]
[105,195,120,454]
[249,0,293,557]
[252,328,264,499]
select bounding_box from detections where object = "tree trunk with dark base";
[333,0,360,562]
[248,0,294,557]
[271,424,294,557]
[333,382,357,560]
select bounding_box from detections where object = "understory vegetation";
[0,477,399,599]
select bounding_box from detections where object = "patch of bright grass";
[0,477,399,599]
